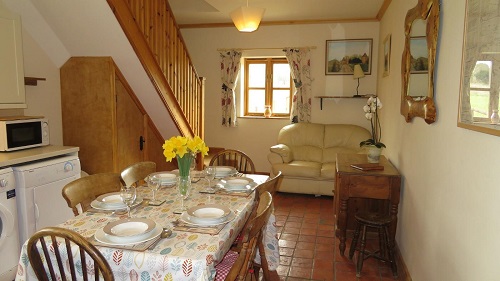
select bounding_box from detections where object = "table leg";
[338,198,348,256]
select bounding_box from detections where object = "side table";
[334,153,401,256]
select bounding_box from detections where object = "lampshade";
[230,6,265,32]
[353,64,365,79]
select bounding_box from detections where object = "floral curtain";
[284,48,312,123]
[219,50,242,127]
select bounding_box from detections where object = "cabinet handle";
[139,136,145,151]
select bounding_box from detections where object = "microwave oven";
[0,118,50,151]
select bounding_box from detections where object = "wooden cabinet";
[0,5,26,108]
[61,57,174,174]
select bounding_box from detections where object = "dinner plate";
[94,224,162,245]
[90,196,144,211]
[186,204,231,223]
[213,166,237,178]
[146,171,178,186]
[220,177,254,188]
[95,192,125,207]
[180,210,235,226]
[217,181,257,191]
[103,218,156,237]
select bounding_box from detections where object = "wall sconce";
[352,64,365,97]
[230,0,265,32]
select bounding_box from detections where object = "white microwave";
[0,117,50,151]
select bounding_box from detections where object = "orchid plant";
[162,136,209,177]
[360,96,386,149]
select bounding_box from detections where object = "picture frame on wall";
[383,34,391,77]
[325,39,372,75]
[410,36,428,73]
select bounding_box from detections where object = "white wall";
[182,22,380,173]
[379,0,500,280]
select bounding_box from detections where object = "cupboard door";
[0,6,26,108]
[145,119,176,171]
[116,76,144,172]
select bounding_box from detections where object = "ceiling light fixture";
[230,0,265,32]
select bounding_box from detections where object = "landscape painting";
[325,39,372,75]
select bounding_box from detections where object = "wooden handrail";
[106,0,204,139]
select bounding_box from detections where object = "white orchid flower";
[363,105,371,113]
[365,112,373,120]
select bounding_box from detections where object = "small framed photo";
[410,36,428,73]
[383,34,391,77]
[325,39,372,75]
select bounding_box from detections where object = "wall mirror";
[401,0,440,124]
[458,0,500,136]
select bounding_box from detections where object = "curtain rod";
[217,46,317,52]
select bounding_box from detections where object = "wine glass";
[204,166,216,192]
[120,186,137,218]
[147,174,161,205]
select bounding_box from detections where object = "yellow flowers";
[162,136,209,162]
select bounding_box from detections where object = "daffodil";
[162,136,209,176]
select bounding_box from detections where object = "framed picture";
[325,39,372,75]
[409,36,428,73]
[383,34,391,77]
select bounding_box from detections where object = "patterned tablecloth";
[14,174,279,281]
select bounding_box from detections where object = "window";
[469,60,498,122]
[243,58,292,117]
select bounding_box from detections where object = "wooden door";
[115,75,145,172]
[145,119,176,171]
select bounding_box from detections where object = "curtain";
[219,50,242,127]
[284,48,312,123]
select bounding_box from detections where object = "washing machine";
[0,167,20,281]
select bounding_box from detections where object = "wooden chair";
[120,161,156,187]
[27,226,114,281]
[62,173,122,216]
[256,171,283,199]
[215,191,273,281]
[209,149,256,174]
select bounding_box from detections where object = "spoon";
[148,228,172,250]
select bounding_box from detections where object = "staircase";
[106,0,204,140]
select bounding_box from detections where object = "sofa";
[267,123,371,196]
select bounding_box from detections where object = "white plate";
[95,192,125,207]
[146,172,178,186]
[213,166,237,178]
[186,204,231,223]
[95,224,162,245]
[220,177,254,188]
[90,197,143,211]
[180,211,235,226]
[217,181,257,191]
[103,218,156,237]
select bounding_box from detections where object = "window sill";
[239,116,289,120]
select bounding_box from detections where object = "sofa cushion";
[273,161,322,178]
[321,163,337,179]
[277,123,324,162]
[323,124,371,163]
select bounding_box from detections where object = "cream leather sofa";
[267,123,371,196]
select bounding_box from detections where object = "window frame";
[469,60,496,123]
[243,57,293,118]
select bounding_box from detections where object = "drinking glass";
[120,186,137,218]
[146,174,161,205]
[204,166,216,192]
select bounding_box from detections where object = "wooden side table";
[334,153,401,256]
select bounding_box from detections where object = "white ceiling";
[169,0,387,26]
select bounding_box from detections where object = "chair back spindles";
[209,149,256,174]
[120,161,156,187]
[28,227,114,281]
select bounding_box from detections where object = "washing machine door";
[0,203,14,249]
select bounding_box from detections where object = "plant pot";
[366,145,382,163]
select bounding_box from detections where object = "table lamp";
[353,64,365,97]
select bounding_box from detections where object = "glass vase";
[490,110,499,124]
[176,175,191,212]
[264,105,272,118]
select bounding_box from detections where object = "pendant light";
[230,0,265,32]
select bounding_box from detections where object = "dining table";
[14,173,279,281]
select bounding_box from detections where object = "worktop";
[0,145,79,168]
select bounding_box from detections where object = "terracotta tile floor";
[273,192,405,281]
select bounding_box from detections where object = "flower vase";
[176,154,194,199]
[264,105,272,118]
[366,145,382,163]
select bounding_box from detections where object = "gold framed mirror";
[458,0,500,136]
[401,0,440,124]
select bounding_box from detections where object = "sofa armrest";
[268,144,293,164]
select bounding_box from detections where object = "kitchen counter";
[0,145,79,168]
